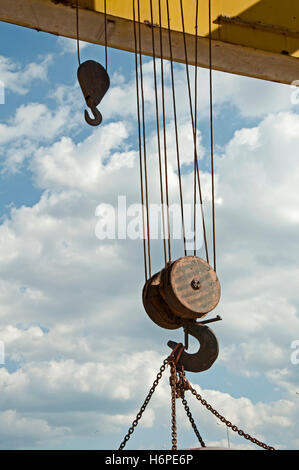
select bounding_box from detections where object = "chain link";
[118,357,168,450]
[181,396,206,447]
[175,367,205,447]
[119,347,275,451]
[187,383,275,450]
[169,361,178,450]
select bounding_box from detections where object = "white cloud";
[0,353,294,449]
[57,37,89,55]
[0,55,52,96]
[1,51,299,449]
[0,410,70,449]
[30,122,136,193]
[0,100,83,172]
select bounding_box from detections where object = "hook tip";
[84,107,102,126]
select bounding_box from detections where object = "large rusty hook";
[167,321,219,373]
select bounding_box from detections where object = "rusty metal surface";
[142,271,182,330]
[160,256,221,319]
[77,60,110,126]
[167,322,219,373]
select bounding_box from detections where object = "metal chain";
[176,367,205,447]
[187,383,275,450]
[118,346,184,450]
[169,361,178,450]
[181,396,206,448]
[118,357,169,450]
[119,348,274,451]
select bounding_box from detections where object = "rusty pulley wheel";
[142,271,183,330]
[160,256,221,319]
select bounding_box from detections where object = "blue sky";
[0,19,298,450]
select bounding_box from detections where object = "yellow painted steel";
[1,0,299,83]
[77,0,299,56]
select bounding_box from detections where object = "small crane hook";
[77,60,110,127]
[167,321,219,373]
[84,102,102,126]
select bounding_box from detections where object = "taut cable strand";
[180,0,209,263]
[137,0,152,277]
[133,0,148,282]
[209,0,216,272]
[76,0,81,65]
[158,0,172,264]
[193,0,198,257]
[104,0,108,71]
[149,0,167,268]
[166,0,187,257]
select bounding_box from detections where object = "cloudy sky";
[0,19,298,450]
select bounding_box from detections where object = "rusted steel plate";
[160,256,221,319]
[142,271,182,330]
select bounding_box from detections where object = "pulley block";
[142,256,221,374]
[160,256,221,320]
[77,59,110,126]
[142,271,182,330]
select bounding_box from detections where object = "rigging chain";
[118,344,183,450]
[118,351,276,451]
[188,381,275,451]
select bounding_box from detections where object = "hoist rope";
[132,0,217,280]
[158,0,172,264]
[166,0,187,257]
[76,0,108,71]
[76,0,81,65]
[179,0,209,262]
[104,0,108,71]
[133,0,148,282]
[209,0,216,272]
[137,0,152,278]
[193,0,199,258]
[149,0,168,268]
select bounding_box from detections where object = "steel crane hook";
[84,101,102,126]
[77,60,110,127]
[167,320,219,373]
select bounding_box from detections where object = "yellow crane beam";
[1,0,299,84]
